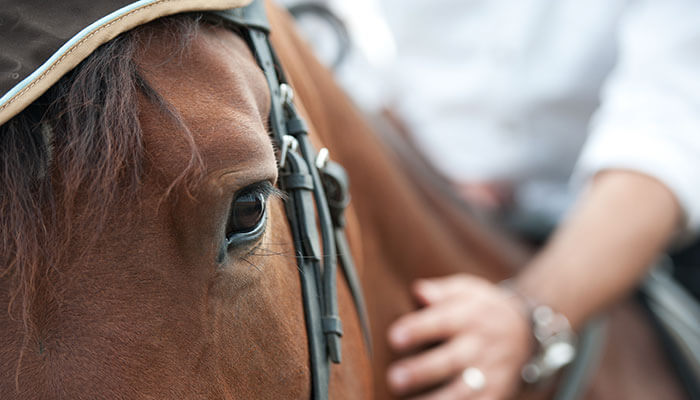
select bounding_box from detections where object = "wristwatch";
[501,282,578,384]
[520,304,578,383]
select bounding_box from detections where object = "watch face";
[287,3,350,70]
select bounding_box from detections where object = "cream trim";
[0,0,252,126]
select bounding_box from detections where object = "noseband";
[212,2,371,398]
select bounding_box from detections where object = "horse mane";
[0,14,205,343]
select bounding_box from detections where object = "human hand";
[454,182,514,213]
[386,274,531,399]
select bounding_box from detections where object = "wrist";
[501,280,578,384]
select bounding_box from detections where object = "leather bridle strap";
[283,101,343,365]
[212,2,371,399]
[320,160,372,354]
[279,149,333,398]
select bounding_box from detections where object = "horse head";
[0,4,371,398]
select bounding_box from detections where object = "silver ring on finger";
[462,367,486,392]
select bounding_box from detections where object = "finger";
[413,274,486,305]
[407,370,493,400]
[456,183,504,211]
[387,335,480,396]
[388,299,477,351]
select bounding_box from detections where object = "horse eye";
[225,192,267,245]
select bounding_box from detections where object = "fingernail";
[388,366,409,389]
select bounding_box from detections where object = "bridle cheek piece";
[211,2,371,399]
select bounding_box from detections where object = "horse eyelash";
[239,180,286,201]
[264,184,286,201]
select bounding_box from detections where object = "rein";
[212,2,371,398]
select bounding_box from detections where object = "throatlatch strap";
[321,161,372,355]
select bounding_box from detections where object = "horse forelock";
[0,14,207,367]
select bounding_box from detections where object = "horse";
[0,0,687,398]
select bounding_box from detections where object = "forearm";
[515,170,682,328]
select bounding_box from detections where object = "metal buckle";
[279,134,299,168]
[315,148,330,170]
[280,83,294,108]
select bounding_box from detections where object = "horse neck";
[266,4,528,398]
[268,8,526,283]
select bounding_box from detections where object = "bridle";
[212,2,371,399]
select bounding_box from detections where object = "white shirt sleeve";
[573,0,700,233]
